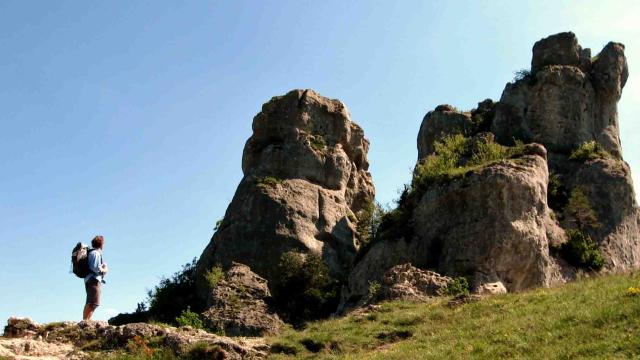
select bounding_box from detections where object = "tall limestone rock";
[196,89,375,296]
[493,32,639,270]
[341,32,639,309]
[493,32,628,157]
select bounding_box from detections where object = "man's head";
[91,235,104,249]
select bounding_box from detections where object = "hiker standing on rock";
[83,235,108,320]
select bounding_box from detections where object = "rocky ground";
[0,317,268,359]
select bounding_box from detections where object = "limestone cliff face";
[342,148,566,307]
[342,32,639,309]
[493,32,628,157]
[196,89,375,295]
[491,32,638,270]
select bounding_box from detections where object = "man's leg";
[82,304,97,320]
[83,279,101,320]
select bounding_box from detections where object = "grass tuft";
[569,141,612,161]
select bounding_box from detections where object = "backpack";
[71,242,95,278]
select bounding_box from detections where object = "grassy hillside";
[268,272,640,359]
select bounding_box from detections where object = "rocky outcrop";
[417,105,474,158]
[197,89,374,295]
[343,32,638,311]
[491,31,638,270]
[342,150,565,308]
[202,263,283,337]
[1,317,268,359]
[493,32,628,157]
[373,264,453,302]
[549,155,640,270]
[417,100,495,160]
[411,152,563,291]
[0,338,85,360]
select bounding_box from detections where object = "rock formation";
[493,32,627,157]
[492,32,639,270]
[369,264,453,304]
[341,32,639,309]
[201,263,283,337]
[196,89,375,295]
[1,317,268,359]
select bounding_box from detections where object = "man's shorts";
[85,278,101,307]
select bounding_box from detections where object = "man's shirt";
[84,249,104,283]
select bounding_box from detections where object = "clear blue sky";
[1,1,639,323]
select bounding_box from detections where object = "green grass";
[569,141,612,161]
[268,272,640,359]
[412,135,525,193]
[257,176,283,189]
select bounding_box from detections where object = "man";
[83,235,108,320]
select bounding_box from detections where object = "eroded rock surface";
[493,32,628,157]
[1,317,268,360]
[374,264,453,302]
[344,31,638,311]
[342,152,565,308]
[202,263,283,337]
[197,89,374,293]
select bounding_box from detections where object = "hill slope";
[269,272,640,359]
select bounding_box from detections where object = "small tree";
[356,201,386,246]
[272,252,341,326]
[565,187,600,231]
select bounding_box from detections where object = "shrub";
[175,307,204,329]
[204,266,224,290]
[564,187,601,231]
[560,229,604,271]
[356,201,386,246]
[446,277,470,296]
[569,141,612,161]
[309,134,326,151]
[469,137,508,166]
[272,251,342,326]
[513,68,532,82]
[374,195,413,243]
[256,176,283,189]
[367,281,382,300]
[126,336,154,357]
[413,134,522,192]
[412,134,467,189]
[548,173,568,211]
[186,342,225,359]
[146,258,204,325]
[213,217,224,231]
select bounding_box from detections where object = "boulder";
[531,32,585,72]
[3,317,42,338]
[476,282,507,295]
[373,264,453,302]
[202,263,283,337]
[417,105,474,159]
[197,89,375,294]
